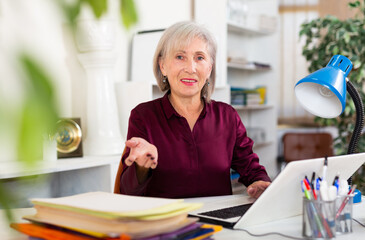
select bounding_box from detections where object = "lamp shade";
[295,55,352,118]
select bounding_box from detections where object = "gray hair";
[153,21,217,102]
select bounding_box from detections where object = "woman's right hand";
[125,137,158,170]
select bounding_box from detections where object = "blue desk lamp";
[295,55,364,186]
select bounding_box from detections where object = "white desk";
[213,198,365,240]
[1,199,365,240]
[215,205,365,240]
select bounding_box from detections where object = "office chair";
[114,147,127,194]
[281,132,334,163]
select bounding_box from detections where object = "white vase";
[75,16,123,156]
[43,138,57,162]
[75,19,115,52]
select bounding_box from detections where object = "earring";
[162,75,167,83]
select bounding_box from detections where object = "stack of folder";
[11,191,222,240]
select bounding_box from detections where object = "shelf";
[232,104,273,111]
[227,62,271,71]
[253,141,273,149]
[227,21,275,35]
[0,155,121,179]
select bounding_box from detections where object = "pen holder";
[335,195,354,235]
[302,197,336,240]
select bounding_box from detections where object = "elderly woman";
[116,21,271,198]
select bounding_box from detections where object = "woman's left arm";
[230,109,271,197]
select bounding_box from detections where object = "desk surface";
[1,198,365,240]
[186,195,365,240]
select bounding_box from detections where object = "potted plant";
[59,0,137,29]
[299,0,365,192]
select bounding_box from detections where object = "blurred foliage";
[0,53,59,219]
[58,0,138,29]
[17,54,59,165]
[299,0,365,192]
[0,0,138,218]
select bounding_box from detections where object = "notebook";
[186,152,365,229]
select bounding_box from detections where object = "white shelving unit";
[195,0,279,177]
[227,21,275,35]
[229,0,279,177]
[0,155,121,208]
[227,62,271,71]
[232,104,274,111]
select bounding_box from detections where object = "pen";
[303,187,325,237]
[322,156,328,181]
[302,181,319,236]
[335,184,357,219]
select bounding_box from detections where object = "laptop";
[185,153,365,229]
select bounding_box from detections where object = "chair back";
[114,147,127,194]
[282,132,333,163]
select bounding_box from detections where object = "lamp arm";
[346,80,364,185]
[346,80,364,154]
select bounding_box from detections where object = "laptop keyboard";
[198,203,253,219]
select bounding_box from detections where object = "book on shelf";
[227,57,271,70]
[231,86,267,106]
[246,127,266,145]
[10,191,222,240]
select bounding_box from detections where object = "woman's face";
[159,37,213,100]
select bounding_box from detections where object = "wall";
[0,0,192,161]
[0,0,72,161]
[278,0,360,125]
[0,1,71,115]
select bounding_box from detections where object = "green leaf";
[348,1,360,8]
[0,183,14,221]
[56,0,81,30]
[299,28,308,36]
[336,28,346,40]
[354,60,362,69]
[83,0,108,19]
[17,100,45,164]
[120,0,138,29]
[344,32,351,43]
[18,53,59,164]
[333,46,339,55]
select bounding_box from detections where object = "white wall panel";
[279,8,318,120]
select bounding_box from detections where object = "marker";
[311,172,316,190]
[338,179,349,196]
[332,174,339,185]
[305,175,317,200]
[316,178,322,200]
[319,180,329,201]
[322,156,328,181]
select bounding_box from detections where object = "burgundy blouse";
[120,93,271,198]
